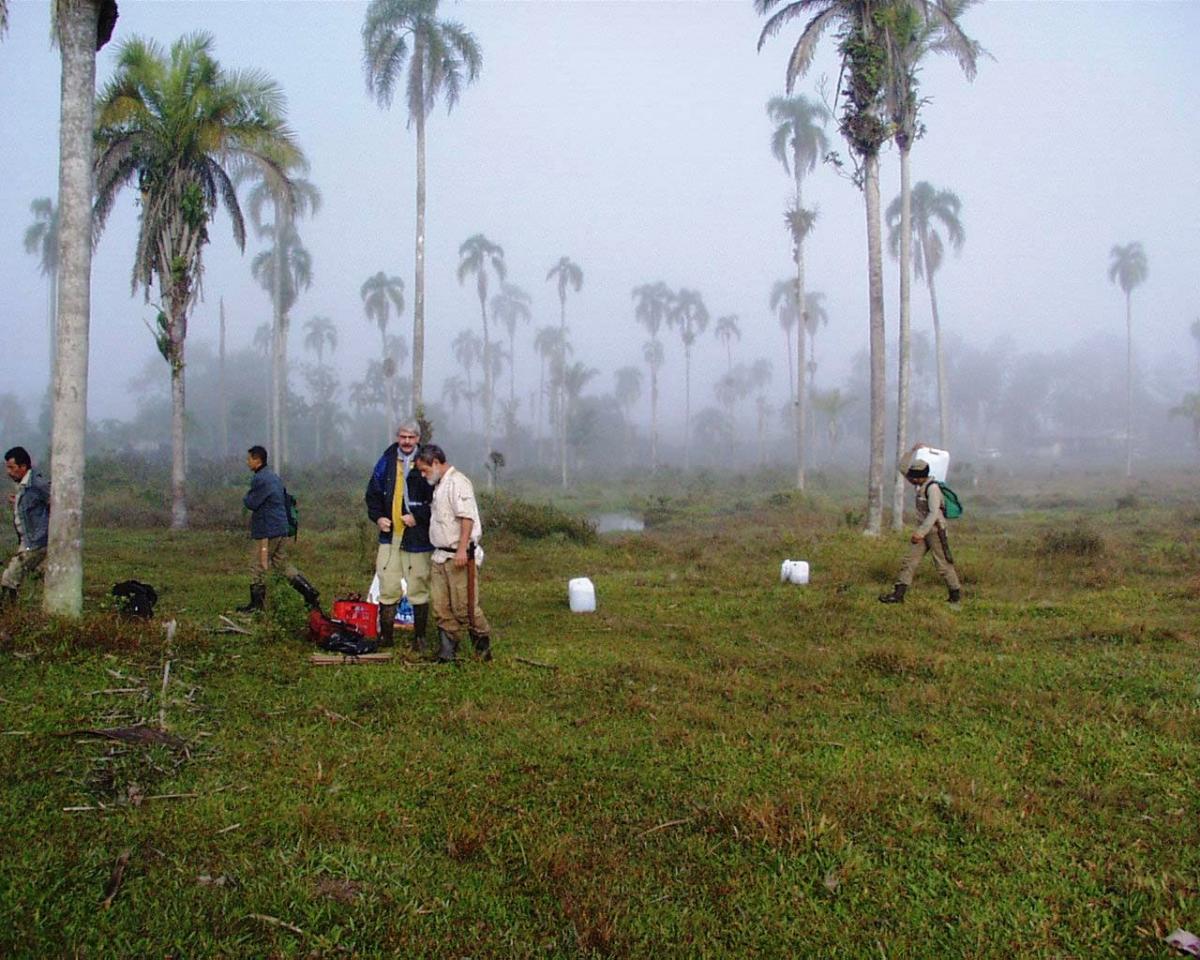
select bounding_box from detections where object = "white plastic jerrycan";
[912,445,950,483]
[568,577,596,613]
[780,560,810,585]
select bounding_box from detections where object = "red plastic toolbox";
[331,598,378,638]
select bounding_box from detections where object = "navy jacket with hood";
[243,466,289,539]
[364,444,433,551]
[14,469,51,550]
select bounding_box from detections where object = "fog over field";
[1,0,1197,471]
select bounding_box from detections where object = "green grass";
[2,479,1199,957]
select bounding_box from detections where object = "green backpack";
[284,489,300,538]
[936,482,963,520]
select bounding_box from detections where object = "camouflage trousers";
[2,547,46,590]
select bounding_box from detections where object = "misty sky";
[1,0,1197,427]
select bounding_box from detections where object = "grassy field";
[1,472,1199,958]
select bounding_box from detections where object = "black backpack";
[111,580,158,619]
[284,489,300,538]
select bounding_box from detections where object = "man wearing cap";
[879,458,962,605]
[365,421,434,652]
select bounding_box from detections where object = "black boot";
[411,603,430,655]
[237,584,266,613]
[288,574,321,610]
[437,628,459,664]
[377,603,397,648]
[470,632,492,662]
[1,585,17,608]
[878,583,907,604]
[947,588,962,604]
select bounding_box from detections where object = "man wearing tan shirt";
[879,458,962,605]
[416,444,492,663]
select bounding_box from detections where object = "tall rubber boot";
[878,583,907,604]
[288,573,321,610]
[947,588,962,605]
[411,603,430,655]
[470,632,492,662]
[437,628,459,664]
[377,603,397,648]
[237,584,266,613]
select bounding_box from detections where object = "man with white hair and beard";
[365,421,434,651]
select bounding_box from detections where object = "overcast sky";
[1,0,1197,424]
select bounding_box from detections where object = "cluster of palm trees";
[757,0,981,533]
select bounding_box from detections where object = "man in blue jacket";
[2,446,50,606]
[365,422,434,652]
[238,445,320,613]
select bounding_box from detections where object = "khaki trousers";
[897,530,961,590]
[431,558,490,637]
[2,547,46,590]
[249,537,300,588]
[375,544,431,604]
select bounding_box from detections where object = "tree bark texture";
[891,146,913,530]
[412,91,427,417]
[44,0,100,617]
[864,151,886,536]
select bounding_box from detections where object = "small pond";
[590,512,646,534]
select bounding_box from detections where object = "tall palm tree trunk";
[650,363,659,472]
[168,318,188,531]
[558,298,568,488]
[793,171,808,491]
[784,325,795,403]
[218,297,228,459]
[270,215,283,464]
[923,233,949,449]
[891,145,913,530]
[509,331,517,407]
[280,312,290,467]
[684,347,693,472]
[1125,290,1133,478]
[411,89,427,416]
[864,151,886,536]
[44,0,101,617]
[480,296,494,489]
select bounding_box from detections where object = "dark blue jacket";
[15,470,50,550]
[243,466,289,539]
[365,444,433,551]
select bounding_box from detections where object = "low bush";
[480,493,596,544]
[1040,523,1105,556]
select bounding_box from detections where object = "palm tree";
[758,0,899,531]
[614,365,643,457]
[1108,241,1148,478]
[881,0,979,528]
[714,315,741,374]
[749,358,773,465]
[442,374,466,421]
[668,288,710,471]
[813,388,855,455]
[24,197,60,370]
[769,94,828,489]
[561,361,597,482]
[360,271,405,427]
[547,256,584,487]
[363,0,481,418]
[94,32,299,531]
[241,167,320,467]
[304,315,337,459]
[457,234,506,481]
[632,281,672,470]
[251,219,314,465]
[491,282,532,407]
[41,0,118,615]
[452,328,483,433]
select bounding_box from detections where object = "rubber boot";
[947,588,962,605]
[411,603,430,655]
[437,628,459,664]
[470,632,492,662]
[377,603,397,648]
[878,583,907,604]
[237,584,266,613]
[288,573,321,610]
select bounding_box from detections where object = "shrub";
[479,493,596,544]
[1040,523,1105,557]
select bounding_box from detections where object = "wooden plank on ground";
[308,652,394,666]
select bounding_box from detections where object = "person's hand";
[401,513,416,528]
[453,548,468,569]
[377,517,392,533]
[910,533,922,544]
